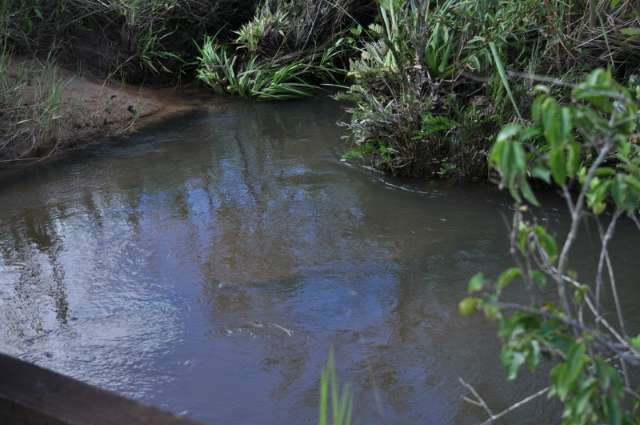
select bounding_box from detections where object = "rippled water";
[0,99,638,425]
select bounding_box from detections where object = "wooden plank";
[0,353,205,425]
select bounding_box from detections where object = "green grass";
[0,51,63,162]
[318,351,353,425]
[0,0,258,83]
[197,35,345,100]
[339,0,640,180]
[196,0,364,100]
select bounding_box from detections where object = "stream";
[0,98,638,425]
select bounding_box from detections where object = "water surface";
[0,99,638,425]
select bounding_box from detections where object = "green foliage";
[491,69,640,213]
[318,351,353,425]
[197,36,335,100]
[196,0,364,100]
[235,7,289,54]
[0,0,258,83]
[463,69,640,425]
[339,0,554,179]
[0,44,63,162]
[341,0,640,179]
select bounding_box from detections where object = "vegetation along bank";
[1,1,638,179]
[2,1,640,425]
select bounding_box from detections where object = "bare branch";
[596,210,627,337]
[459,378,494,419]
[460,378,550,425]
[556,139,614,324]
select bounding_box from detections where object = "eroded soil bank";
[1,58,209,169]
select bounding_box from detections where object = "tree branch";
[460,378,550,425]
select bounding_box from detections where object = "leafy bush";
[461,69,640,425]
[197,36,335,100]
[196,0,370,100]
[340,0,640,180]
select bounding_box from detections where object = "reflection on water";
[0,99,638,425]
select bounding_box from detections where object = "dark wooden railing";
[0,353,205,425]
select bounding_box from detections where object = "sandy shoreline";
[1,58,212,171]
[47,65,203,147]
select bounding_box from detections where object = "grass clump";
[0,2,63,163]
[340,0,640,180]
[0,51,63,162]
[2,0,258,84]
[197,0,373,100]
[197,36,330,100]
[318,351,353,425]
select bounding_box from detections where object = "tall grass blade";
[318,351,353,425]
[489,42,522,120]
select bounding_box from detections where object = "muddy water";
[0,99,638,425]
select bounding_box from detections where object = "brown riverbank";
[0,57,208,167]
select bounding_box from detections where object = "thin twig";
[459,378,494,418]
[460,378,550,425]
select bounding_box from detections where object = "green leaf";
[503,350,526,380]
[531,95,547,126]
[520,179,539,206]
[604,395,622,425]
[518,127,541,142]
[542,98,562,147]
[531,271,547,287]
[496,124,522,142]
[489,42,522,120]
[497,268,522,291]
[560,107,573,143]
[534,225,558,261]
[631,335,640,349]
[557,342,586,399]
[459,297,479,316]
[573,69,618,113]
[567,142,580,179]
[421,114,457,136]
[574,386,594,417]
[620,27,640,37]
[550,147,568,185]
[468,273,486,293]
[319,365,328,425]
[532,166,551,184]
[625,175,640,194]
[489,138,505,170]
[611,175,627,208]
[512,141,527,172]
[517,223,528,253]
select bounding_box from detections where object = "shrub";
[461,69,640,425]
[197,36,324,100]
[196,0,372,100]
[340,0,640,180]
